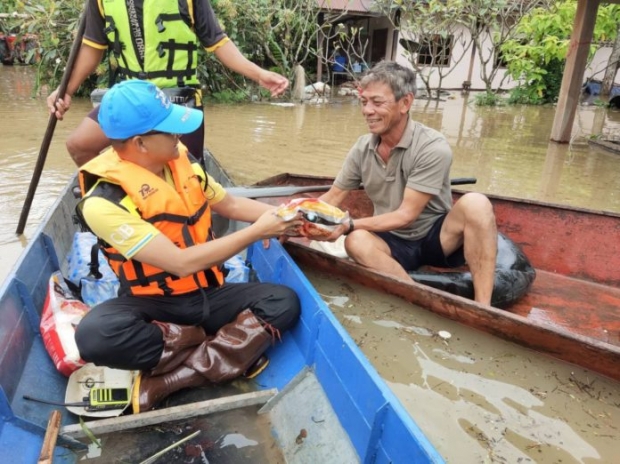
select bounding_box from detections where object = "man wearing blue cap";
[75,80,302,414]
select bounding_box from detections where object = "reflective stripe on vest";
[78,145,223,296]
[102,0,199,88]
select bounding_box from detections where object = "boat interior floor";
[285,237,620,350]
[74,405,283,463]
[514,270,620,346]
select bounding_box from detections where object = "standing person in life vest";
[75,79,301,413]
[47,0,289,167]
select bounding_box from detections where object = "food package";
[275,198,349,239]
[40,271,90,377]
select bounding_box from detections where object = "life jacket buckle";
[157,43,166,58]
[187,213,201,226]
[156,16,165,33]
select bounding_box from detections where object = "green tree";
[225,0,320,78]
[18,0,323,102]
[374,0,473,99]
[20,0,110,96]
[457,0,550,99]
[501,0,620,105]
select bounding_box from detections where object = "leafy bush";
[16,0,319,102]
[501,1,619,105]
[474,91,507,107]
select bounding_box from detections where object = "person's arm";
[318,186,431,240]
[83,191,300,277]
[319,185,350,208]
[47,0,107,119]
[213,41,288,97]
[47,44,105,119]
[134,208,299,276]
[351,188,432,233]
[211,193,274,223]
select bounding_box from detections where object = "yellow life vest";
[100,0,200,88]
[78,145,224,296]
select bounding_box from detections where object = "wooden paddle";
[16,12,87,235]
[226,177,477,199]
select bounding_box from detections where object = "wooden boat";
[0,171,443,462]
[242,172,620,384]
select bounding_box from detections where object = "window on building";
[417,35,453,67]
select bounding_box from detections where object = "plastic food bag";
[275,198,349,239]
[224,255,250,283]
[41,271,90,377]
[67,232,119,307]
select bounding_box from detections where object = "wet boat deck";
[75,404,283,463]
[515,270,620,346]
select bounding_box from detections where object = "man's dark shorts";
[375,215,465,271]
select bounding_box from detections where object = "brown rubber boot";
[150,323,206,375]
[132,313,273,413]
[184,309,273,384]
[243,354,270,379]
[131,366,206,414]
[132,323,207,413]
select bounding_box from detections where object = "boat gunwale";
[253,172,620,219]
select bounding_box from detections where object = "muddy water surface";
[1,66,619,463]
[306,268,619,464]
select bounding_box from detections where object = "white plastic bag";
[224,255,250,283]
[40,271,90,376]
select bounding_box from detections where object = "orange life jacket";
[78,145,224,296]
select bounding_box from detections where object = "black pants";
[75,283,300,371]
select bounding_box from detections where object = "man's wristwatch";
[344,218,354,235]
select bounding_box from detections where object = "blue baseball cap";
[98,80,203,139]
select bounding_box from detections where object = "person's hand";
[258,69,289,97]
[253,209,301,239]
[47,88,72,120]
[311,223,349,242]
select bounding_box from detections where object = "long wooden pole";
[16,12,87,235]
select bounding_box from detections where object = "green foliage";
[16,0,109,96]
[206,88,249,104]
[16,0,322,102]
[502,1,620,105]
[197,0,321,100]
[474,91,507,107]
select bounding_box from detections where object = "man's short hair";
[360,61,417,100]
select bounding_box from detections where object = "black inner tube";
[408,233,536,308]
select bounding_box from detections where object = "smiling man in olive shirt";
[320,61,498,305]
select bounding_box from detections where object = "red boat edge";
[253,173,620,383]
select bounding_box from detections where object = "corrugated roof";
[316,0,375,13]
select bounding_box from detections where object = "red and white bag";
[40,271,90,376]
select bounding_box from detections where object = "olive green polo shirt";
[334,119,453,240]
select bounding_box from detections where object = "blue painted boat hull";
[0,178,442,462]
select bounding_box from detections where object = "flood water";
[1,65,619,463]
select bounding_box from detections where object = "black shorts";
[375,215,465,271]
[89,96,205,162]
